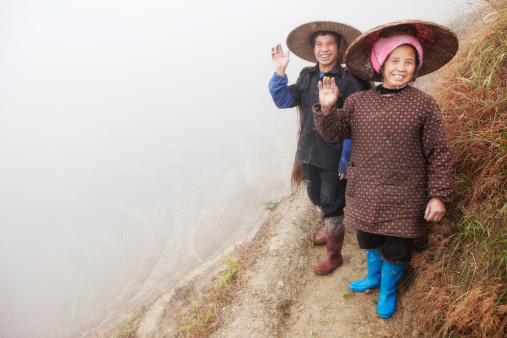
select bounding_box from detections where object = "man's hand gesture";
[318,76,339,114]
[271,43,290,77]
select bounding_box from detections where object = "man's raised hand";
[271,43,290,77]
[318,76,339,114]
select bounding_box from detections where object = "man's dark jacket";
[288,62,368,170]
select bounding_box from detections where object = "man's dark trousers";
[303,163,346,218]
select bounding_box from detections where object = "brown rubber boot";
[313,216,344,275]
[309,212,327,245]
[309,232,327,245]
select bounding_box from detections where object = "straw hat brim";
[286,21,362,63]
[345,20,459,82]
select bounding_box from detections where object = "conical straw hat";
[286,21,362,63]
[345,20,459,82]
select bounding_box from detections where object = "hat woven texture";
[286,21,362,63]
[345,20,459,82]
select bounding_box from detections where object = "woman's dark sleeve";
[422,98,453,203]
[312,93,355,143]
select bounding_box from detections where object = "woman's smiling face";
[382,44,417,89]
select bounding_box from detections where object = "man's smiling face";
[313,34,339,70]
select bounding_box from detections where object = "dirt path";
[284,226,395,337]
[132,190,420,337]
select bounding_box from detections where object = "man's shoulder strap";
[342,66,353,77]
[299,66,313,77]
[295,66,314,86]
[342,66,373,90]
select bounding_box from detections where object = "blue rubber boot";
[349,249,382,292]
[377,261,406,319]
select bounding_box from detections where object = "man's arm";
[271,43,290,77]
[338,139,351,178]
[269,44,305,109]
[268,73,294,108]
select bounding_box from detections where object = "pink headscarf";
[371,35,423,73]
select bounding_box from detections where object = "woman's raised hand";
[318,76,339,114]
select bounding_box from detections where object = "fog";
[0,0,468,336]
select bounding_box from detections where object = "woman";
[312,20,459,318]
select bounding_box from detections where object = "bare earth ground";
[129,190,426,337]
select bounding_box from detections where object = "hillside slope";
[121,190,419,337]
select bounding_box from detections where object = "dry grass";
[109,307,146,338]
[411,1,507,336]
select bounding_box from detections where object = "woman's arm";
[422,99,453,202]
[422,98,453,221]
[313,77,354,143]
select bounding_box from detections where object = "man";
[269,21,369,275]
